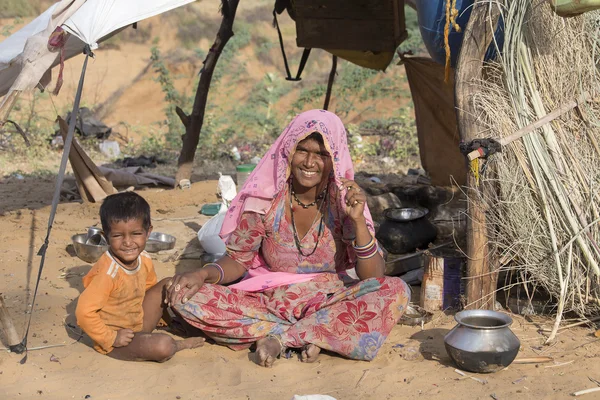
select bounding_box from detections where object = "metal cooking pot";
[376,207,437,254]
[444,310,520,373]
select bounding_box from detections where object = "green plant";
[294,59,407,118]
[359,107,419,164]
[212,22,252,86]
[254,34,276,65]
[150,44,189,148]
[0,1,38,19]
[0,91,54,158]
[172,5,221,48]
[292,84,328,114]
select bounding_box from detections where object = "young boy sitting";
[76,192,204,362]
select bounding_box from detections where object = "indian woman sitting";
[165,109,410,367]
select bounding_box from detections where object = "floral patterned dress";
[173,186,410,361]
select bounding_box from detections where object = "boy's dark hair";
[100,192,151,235]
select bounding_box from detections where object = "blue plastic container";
[415,0,504,68]
[442,257,465,310]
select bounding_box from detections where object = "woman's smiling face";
[291,133,332,190]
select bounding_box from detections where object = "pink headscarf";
[220,109,374,240]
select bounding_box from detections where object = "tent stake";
[455,2,500,309]
[175,0,240,187]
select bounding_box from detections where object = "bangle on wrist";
[202,262,224,284]
[352,236,378,259]
[352,236,375,250]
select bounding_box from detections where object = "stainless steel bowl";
[444,310,520,373]
[398,304,433,326]
[72,234,109,263]
[384,207,429,222]
[145,232,176,253]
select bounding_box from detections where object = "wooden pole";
[0,90,21,127]
[0,294,22,348]
[466,92,593,161]
[174,0,240,187]
[454,2,500,309]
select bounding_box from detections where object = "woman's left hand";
[340,178,367,223]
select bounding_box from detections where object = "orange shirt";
[76,251,157,354]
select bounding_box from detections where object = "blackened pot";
[376,207,437,254]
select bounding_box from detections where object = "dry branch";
[175,0,240,187]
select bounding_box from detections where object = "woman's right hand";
[165,269,207,306]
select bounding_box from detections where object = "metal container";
[398,304,433,326]
[444,310,520,373]
[86,226,103,238]
[72,234,109,263]
[145,232,176,253]
[376,207,437,254]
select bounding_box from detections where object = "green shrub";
[0,1,38,19]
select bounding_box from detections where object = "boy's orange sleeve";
[75,272,117,352]
[144,258,158,291]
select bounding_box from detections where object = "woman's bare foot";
[255,336,282,368]
[300,343,321,363]
[175,337,205,351]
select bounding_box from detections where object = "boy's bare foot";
[255,336,282,368]
[175,337,205,351]
[299,343,321,363]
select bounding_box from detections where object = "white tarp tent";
[0,0,196,99]
[61,0,195,48]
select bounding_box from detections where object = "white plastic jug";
[197,210,227,255]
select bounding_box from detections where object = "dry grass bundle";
[470,0,600,341]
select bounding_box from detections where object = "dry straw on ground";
[470,1,600,341]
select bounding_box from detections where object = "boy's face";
[106,218,151,269]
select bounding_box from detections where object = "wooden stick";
[466,92,592,161]
[512,356,553,364]
[0,294,21,347]
[573,387,600,397]
[355,370,370,388]
[1,343,66,352]
[544,360,574,368]
[540,316,600,333]
[0,90,21,127]
[454,369,487,385]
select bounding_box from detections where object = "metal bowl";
[72,234,109,263]
[145,232,176,253]
[384,207,429,222]
[398,304,433,326]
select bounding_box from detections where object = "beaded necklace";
[291,186,327,208]
[289,181,328,258]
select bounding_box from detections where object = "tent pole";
[174,0,240,188]
[455,2,500,310]
[0,91,21,127]
[16,48,91,362]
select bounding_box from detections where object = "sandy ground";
[0,177,600,400]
